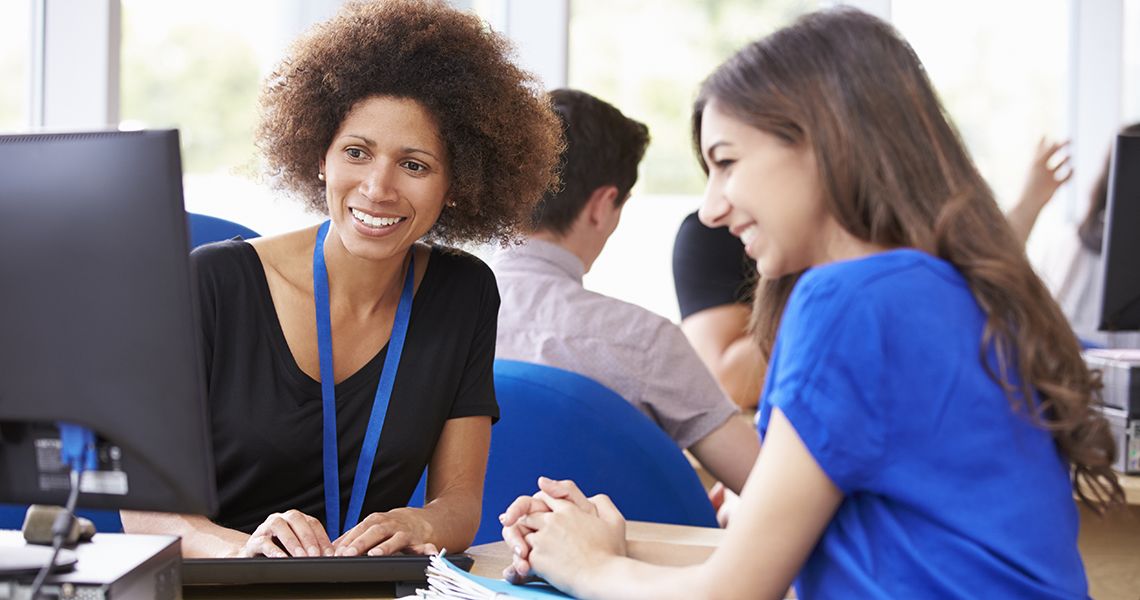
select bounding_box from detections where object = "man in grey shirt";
[492,88,759,495]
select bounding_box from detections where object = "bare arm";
[687,414,759,495]
[120,511,250,558]
[681,304,765,409]
[126,417,490,558]
[333,415,491,555]
[505,409,842,600]
[1006,137,1071,246]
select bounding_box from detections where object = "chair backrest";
[187,212,259,248]
[467,360,717,544]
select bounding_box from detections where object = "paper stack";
[413,553,573,600]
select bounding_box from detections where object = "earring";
[317,172,325,182]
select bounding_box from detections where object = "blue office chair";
[412,360,718,545]
[187,212,260,248]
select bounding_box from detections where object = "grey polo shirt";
[491,239,739,449]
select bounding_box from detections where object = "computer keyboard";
[181,552,474,586]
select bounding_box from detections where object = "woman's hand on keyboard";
[331,508,439,557]
[238,509,334,558]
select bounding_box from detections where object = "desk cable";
[27,468,82,600]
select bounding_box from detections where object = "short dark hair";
[531,89,650,235]
[256,0,562,245]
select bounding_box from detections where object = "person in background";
[499,9,1123,599]
[493,88,759,498]
[672,212,765,410]
[122,0,562,558]
[1014,123,1140,348]
[1006,137,1072,247]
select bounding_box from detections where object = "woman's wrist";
[573,553,632,599]
[387,507,436,544]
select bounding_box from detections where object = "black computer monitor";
[0,130,217,516]
[1099,132,1140,332]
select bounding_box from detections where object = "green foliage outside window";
[120,16,261,175]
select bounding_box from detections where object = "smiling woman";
[120,0,562,560]
[256,0,560,245]
[697,98,838,280]
[498,8,1122,600]
[319,97,452,263]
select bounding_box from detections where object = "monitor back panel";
[0,130,216,515]
[1101,133,1140,331]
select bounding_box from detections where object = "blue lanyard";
[314,220,415,539]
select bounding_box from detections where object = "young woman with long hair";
[499,8,1123,599]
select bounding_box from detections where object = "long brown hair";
[692,8,1123,511]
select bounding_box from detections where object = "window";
[569,0,816,320]
[0,0,31,132]
[892,0,1070,209]
[1124,0,1140,123]
[119,0,340,235]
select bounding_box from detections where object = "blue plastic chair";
[412,360,717,545]
[187,212,259,248]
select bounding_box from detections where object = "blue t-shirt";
[757,249,1087,599]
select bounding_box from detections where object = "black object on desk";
[182,553,474,587]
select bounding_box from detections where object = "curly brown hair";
[255,0,562,244]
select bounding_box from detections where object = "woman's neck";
[319,225,409,319]
[817,219,890,267]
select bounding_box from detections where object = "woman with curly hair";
[500,8,1122,599]
[123,0,561,559]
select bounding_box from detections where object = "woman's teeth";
[352,208,404,228]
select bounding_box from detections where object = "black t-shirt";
[672,212,758,320]
[191,240,500,534]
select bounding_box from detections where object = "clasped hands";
[235,507,438,558]
[498,477,628,594]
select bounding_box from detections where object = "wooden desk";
[1078,472,1140,600]
[1117,470,1140,505]
[183,521,723,600]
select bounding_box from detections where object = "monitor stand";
[0,545,77,577]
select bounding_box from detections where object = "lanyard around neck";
[313,220,416,539]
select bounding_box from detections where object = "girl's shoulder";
[785,249,974,338]
[802,248,960,290]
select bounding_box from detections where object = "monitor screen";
[0,130,217,516]
[1099,132,1140,332]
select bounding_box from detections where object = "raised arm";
[1006,137,1072,246]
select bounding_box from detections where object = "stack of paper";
[413,553,573,600]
